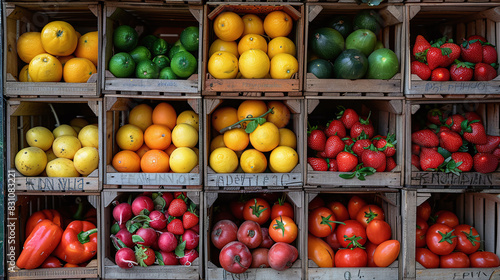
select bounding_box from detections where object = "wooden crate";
[203,97,304,189]
[305,97,404,187]
[204,190,305,280]
[305,3,405,95]
[102,3,203,95]
[305,189,401,279]
[3,2,101,97]
[7,98,103,192]
[203,3,304,95]
[405,99,500,187]
[101,189,203,279]
[306,0,403,3]
[8,192,101,279]
[104,95,203,187]
[405,3,500,97]
[402,189,500,279]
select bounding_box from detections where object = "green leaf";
[111,223,121,235]
[153,196,166,211]
[139,209,150,216]
[132,235,145,243]
[256,118,266,125]
[155,251,165,266]
[245,121,259,133]
[438,147,452,159]
[175,240,187,258]
[339,173,356,179]
[127,221,142,234]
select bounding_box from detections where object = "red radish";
[115,248,138,269]
[132,196,154,216]
[251,248,270,268]
[149,210,168,230]
[260,228,274,249]
[183,230,200,250]
[134,227,157,247]
[116,229,134,248]
[158,232,177,252]
[179,249,199,266]
[159,251,179,265]
[151,233,160,251]
[190,224,200,234]
[113,202,133,225]
[162,192,175,209]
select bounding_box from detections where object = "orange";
[74,31,98,67]
[41,21,78,56]
[242,14,264,36]
[29,53,62,82]
[209,39,239,58]
[144,124,172,150]
[210,134,226,152]
[116,124,144,151]
[267,101,290,128]
[213,12,244,42]
[249,122,280,152]
[17,32,45,64]
[208,51,238,79]
[238,49,270,79]
[136,143,151,159]
[19,65,32,82]
[270,53,298,79]
[129,104,153,132]
[165,143,177,156]
[223,128,249,151]
[268,37,296,59]
[140,150,170,173]
[212,106,238,132]
[279,128,297,149]
[112,150,141,172]
[63,57,97,83]
[237,34,267,55]
[58,55,75,67]
[152,102,177,130]
[263,11,293,39]
[237,100,268,128]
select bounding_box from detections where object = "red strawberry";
[412,129,439,147]
[316,150,327,158]
[371,135,385,146]
[482,44,498,64]
[464,112,482,122]
[462,120,487,145]
[375,133,397,157]
[431,68,450,81]
[308,128,326,152]
[427,47,450,70]
[308,157,329,171]
[451,152,473,172]
[350,112,375,139]
[411,61,431,80]
[427,109,443,125]
[439,126,451,133]
[336,151,358,172]
[412,154,421,170]
[493,148,500,159]
[343,138,354,147]
[420,148,444,171]
[167,218,184,235]
[324,135,345,158]
[468,35,487,43]
[474,63,497,81]
[450,61,474,81]
[413,35,431,58]
[461,39,483,63]
[439,131,463,152]
[168,198,187,217]
[476,135,500,153]
[473,153,499,174]
[445,114,466,133]
[336,106,359,130]
[328,159,338,172]
[386,157,396,172]
[183,209,199,230]
[325,120,346,138]
[174,192,186,199]
[352,139,372,157]
[412,144,420,155]
[440,43,461,67]
[361,144,386,172]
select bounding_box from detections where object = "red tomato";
[327,201,349,222]
[336,220,367,249]
[366,219,391,245]
[416,218,428,248]
[269,216,297,243]
[309,196,325,210]
[373,240,400,267]
[271,198,294,220]
[440,252,470,268]
[348,196,367,219]
[417,201,432,222]
[230,199,246,220]
[454,224,480,254]
[435,210,459,228]
[356,204,385,228]
[335,248,368,267]
[365,241,377,267]
[243,198,270,225]
[469,251,500,268]
[309,207,342,238]
[324,230,341,251]
[426,224,457,255]
[416,248,439,268]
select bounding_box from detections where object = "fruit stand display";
[102,3,202,95]
[8,193,100,280]
[203,3,304,95]
[7,98,102,192]
[104,95,202,187]
[405,3,500,97]
[305,4,404,95]
[204,190,304,279]
[4,2,101,97]
[305,189,401,279]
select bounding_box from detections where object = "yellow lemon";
[52,135,81,159]
[169,147,198,173]
[45,148,57,162]
[242,14,264,36]
[209,39,239,58]
[279,128,297,149]
[46,158,80,177]
[70,117,89,128]
[15,147,47,176]
[249,122,280,152]
[210,135,226,152]
[269,146,298,173]
[129,104,153,132]
[72,126,82,134]
[210,147,238,173]
[116,124,144,151]
[176,110,199,131]
[19,65,32,82]
[223,128,249,152]
[53,124,77,138]
[268,37,296,59]
[26,126,54,151]
[73,147,99,176]
[78,125,99,148]
[29,53,63,82]
[267,101,291,128]
[240,149,267,173]
[17,32,46,64]
[171,123,198,148]
[239,49,270,79]
[41,21,78,56]
[237,34,267,55]
[213,12,244,42]
[208,51,239,79]
[270,53,298,79]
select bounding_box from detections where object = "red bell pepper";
[25,209,62,238]
[17,220,63,269]
[53,221,98,264]
[40,256,63,268]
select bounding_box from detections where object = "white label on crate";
[24,177,86,191]
[452,271,492,279]
[415,172,494,185]
[209,173,301,187]
[422,82,489,94]
[107,173,198,185]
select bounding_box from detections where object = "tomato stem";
[363,206,379,224]
[273,216,286,237]
[249,199,267,218]
[343,235,365,249]
[321,215,344,233]
[438,229,457,244]
[462,227,480,246]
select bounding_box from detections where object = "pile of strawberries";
[307,106,397,180]
[411,35,498,81]
[411,107,499,174]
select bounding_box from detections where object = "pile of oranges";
[209,100,298,174]
[112,102,199,173]
[16,21,98,83]
[208,10,298,79]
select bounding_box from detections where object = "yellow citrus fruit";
[208,51,238,79]
[223,128,249,152]
[73,147,99,176]
[237,100,268,128]
[242,14,264,36]
[268,37,296,59]
[63,57,97,83]
[212,106,238,132]
[15,147,47,176]
[74,31,98,66]
[176,110,199,131]
[26,126,54,151]
[19,65,32,82]
[17,32,46,64]
[249,122,280,152]
[192,147,199,159]
[169,147,198,173]
[270,53,298,79]
[46,158,80,177]
[171,123,198,148]
[238,34,267,55]
[210,147,238,173]
[29,53,62,82]
[129,104,153,132]
[78,125,99,148]
[210,135,226,152]
[53,124,77,138]
[240,149,267,173]
[279,128,297,149]
[58,55,75,67]
[46,148,57,162]
[52,135,82,159]
[72,126,82,134]
[267,101,291,128]
[41,21,78,56]
[70,118,89,128]
[269,146,298,173]
[213,12,244,42]
[209,39,239,58]
[264,11,293,39]
[239,49,270,79]
[116,124,144,151]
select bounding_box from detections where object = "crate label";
[452,271,492,279]
[23,177,86,191]
[209,173,301,187]
[415,172,493,185]
[107,173,198,185]
[109,80,192,88]
[423,82,488,94]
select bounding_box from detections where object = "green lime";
[159,67,178,79]
[152,38,168,56]
[109,52,136,78]
[173,39,183,47]
[140,35,158,51]
[129,46,152,64]
[168,44,187,61]
[135,60,160,79]
[153,55,170,69]
[180,26,199,52]
[171,51,197,78]
[113,25,138,52]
